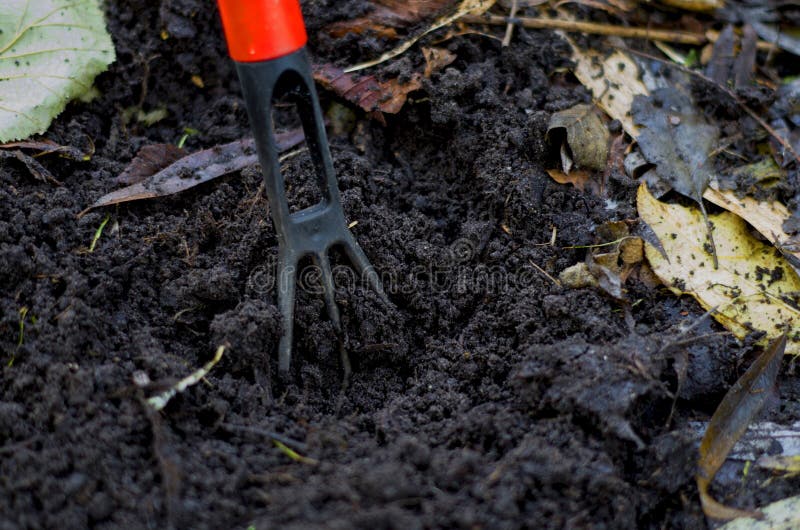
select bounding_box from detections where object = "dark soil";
[1,2,799,529]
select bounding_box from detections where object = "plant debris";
[345,0,496,72]
[697,334,786,521]
[638,183,800,355]
[547,103,609,171]
[78,128,305,218]
[144,345,225,411]
[312,64,422,123]
[633,87,719,266]
[116,144,187,185]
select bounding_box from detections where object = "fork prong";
[277,252,297,374]
[342,234,388,304]
[314,251,342,334]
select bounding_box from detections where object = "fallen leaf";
[638,183,800,355]
[0,149,60,185]
[547,104,610,171]
[0,0,116,141]
[345,0,496,72]
[78,129,305,218]
[0,139,93,161]
[546,168,600,195]
[697,334,786,521]
[116,144,187,185]
[633,87,719,265]
[422,46,457,77]
[568,44,648,137]
[313,64,422,122]
[718,495,800,530]
[702,185,800,271]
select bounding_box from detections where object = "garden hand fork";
[216,0,387,374]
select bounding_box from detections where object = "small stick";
[463,14,777,50]
[502,0,519,47]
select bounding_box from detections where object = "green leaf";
[0,0,115,142]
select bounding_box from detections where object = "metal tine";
[342,233,389,304]
[277,251,298,374]
[313,251,342,333]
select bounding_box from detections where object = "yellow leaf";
[637,183,800,354]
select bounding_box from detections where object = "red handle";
[217,0,308,62]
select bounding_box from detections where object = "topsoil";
[1,1,799,529]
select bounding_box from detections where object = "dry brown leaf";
[547,103,610,171]
[313,64,422,122]
[422,46,457,77]
[79,129,305,218]
[545,168,600,195]
[116,144,187,185]
[697,334,785,521]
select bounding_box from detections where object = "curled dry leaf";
[545,168,600,195]
[313,64,422,123]
[79,128,305,218]
[638,183,800,355]
[547,103,610,171]
[697,334,785,521]
[422,46,457,77]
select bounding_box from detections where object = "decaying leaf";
[345,0,496,72]
[545,168,600,195]
[116,144,187,185]
[633,87,719,266]
[0,138,93,161]
[422,46,457,77]
[718,495,800,530]
[568,44,648,137]
[638,183,800,355]
[702,185,800,272]
[313,64,422,122]
[79,128,305,218]
[325,0,455,37]
[697,334,786,521]
[547,104,610,171]
[0,0,116,141]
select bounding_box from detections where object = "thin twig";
[463,14,777,50]
[502,0,519,47]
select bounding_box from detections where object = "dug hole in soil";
[2,1,799,529]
